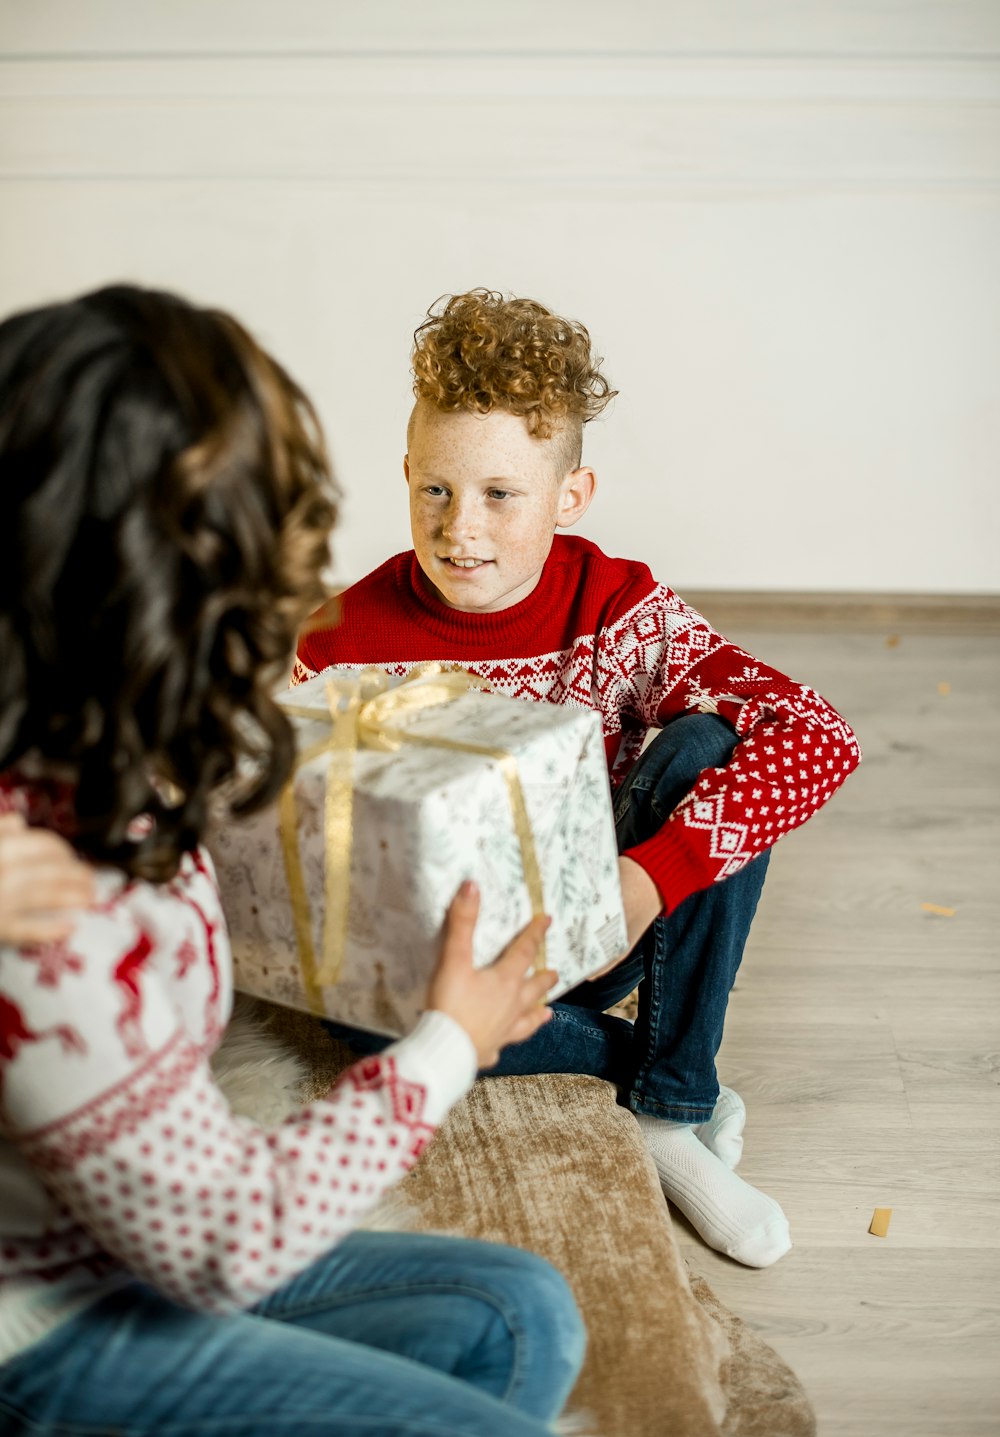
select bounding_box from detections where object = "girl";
[0,286,583,1436]
[0,813,94,945]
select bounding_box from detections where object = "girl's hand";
[0,813,95,946]
[426,881,556,1069]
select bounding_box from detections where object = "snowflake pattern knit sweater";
[0,777,477,1365]
[295,536,861,912]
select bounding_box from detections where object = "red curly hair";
[410,289,616,470]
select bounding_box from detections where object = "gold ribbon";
[279,663,547,1011]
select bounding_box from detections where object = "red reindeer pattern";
[0,995,87,1064]
[175,850,224,1044]
[0,993,87,1117]
[111,930,155,1060]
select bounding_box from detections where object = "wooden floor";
[669,627,1000,1436]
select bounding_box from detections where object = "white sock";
[696,1085,746,1169]
[636,1113,791,1268]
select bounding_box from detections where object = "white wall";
[1,2,998,594]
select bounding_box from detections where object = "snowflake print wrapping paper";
[208,673,627,1036]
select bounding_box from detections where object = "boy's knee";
[616,715,740,836]
[647,713,738,778]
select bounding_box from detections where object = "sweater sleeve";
[1,891,476,1315]
[290,654,318,687]
[601,584,861,910]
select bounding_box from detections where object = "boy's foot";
[696,1085,746,1169]
[635,1113,791,1268]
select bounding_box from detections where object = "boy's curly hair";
[411,289,616,466]
[0,285,338,883]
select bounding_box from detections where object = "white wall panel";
[3,1,1000,57]
[3,58,999,189]
[1,3,997,593]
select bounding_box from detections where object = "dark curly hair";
[411,289,616,470]
[0,284,338,882]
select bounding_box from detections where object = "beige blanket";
[215,998,815,1437]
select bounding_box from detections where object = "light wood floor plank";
[670,628,1000,1437]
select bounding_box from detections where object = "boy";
[294,290,861,1268]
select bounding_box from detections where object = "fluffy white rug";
[210,995,309,1126]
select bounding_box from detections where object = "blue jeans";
[0,1231,584,1436]
[327,715,768,1123]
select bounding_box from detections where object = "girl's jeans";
[327,713,769,1124]
[0,1231,585,1437]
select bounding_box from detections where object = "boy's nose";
[442,503,477,543]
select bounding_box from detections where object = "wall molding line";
[682,592,1000,635]
[3,54,999,100]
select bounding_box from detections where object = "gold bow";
[279,664,547,1012]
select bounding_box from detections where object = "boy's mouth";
[441,556,491,571]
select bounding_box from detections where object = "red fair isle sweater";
[295,536,861,913]
[0,776,476,1363]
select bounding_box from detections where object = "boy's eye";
[487,489,513,501]
[423,485,448,497]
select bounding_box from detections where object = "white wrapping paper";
[209,669,627,1037]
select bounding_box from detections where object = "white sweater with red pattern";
[295,536,861,912]
[0,783,476,1366]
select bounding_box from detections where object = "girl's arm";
[1,877,475,1315]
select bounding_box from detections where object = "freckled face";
[405,406,591,613]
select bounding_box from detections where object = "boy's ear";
[556,467,597,529]
[403,454,410,483]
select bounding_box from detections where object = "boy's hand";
[585,855,663,981]
[426,881,556,1069]
[0,813,95,946]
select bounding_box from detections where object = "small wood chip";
[921,902,956,917]
[869,1207,892,1238]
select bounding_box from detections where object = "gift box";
[208,666,627,1038]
